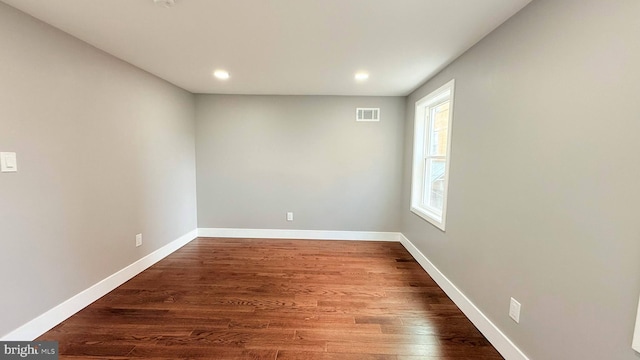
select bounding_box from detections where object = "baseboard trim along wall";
[398,234,530,360]
[1,229,198,341]
[197,228,401,242]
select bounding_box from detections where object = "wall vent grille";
[356,108,380,122]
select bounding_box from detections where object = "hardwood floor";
[37,238,503,359]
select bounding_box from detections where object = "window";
[410,79,455,231]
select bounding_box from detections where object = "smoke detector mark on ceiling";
[153,0,177,8]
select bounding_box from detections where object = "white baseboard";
[197,228,401,242]
[398,234,530,360]
[1,229,198,341]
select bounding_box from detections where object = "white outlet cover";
[509,297,521,323]
[0,152,17,172]
[135,233,142,247]
[286,212,293,221]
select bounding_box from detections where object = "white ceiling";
[1,0,531,96]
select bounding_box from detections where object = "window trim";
[410,79,455,231]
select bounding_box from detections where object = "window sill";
[410,206,446,231]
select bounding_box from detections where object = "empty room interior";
[1,0,639,359]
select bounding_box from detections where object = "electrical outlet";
[509,297,521,323]
[135,233,143,247]
[286,212,294,221]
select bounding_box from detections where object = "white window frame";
[410,79,455,231]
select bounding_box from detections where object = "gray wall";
[0,3,197,337]
[196,95,405,232]
[401,0,640,359]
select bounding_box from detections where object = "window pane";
[429,101,450,156]
[425,159,446,213]
[422,158,430,206]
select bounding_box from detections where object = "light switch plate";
[0,152,17,172]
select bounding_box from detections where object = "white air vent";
[356,108,380,122]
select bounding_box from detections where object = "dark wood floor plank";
[36,238,503,359]
[295,329,440,345]
[276,350,397,360]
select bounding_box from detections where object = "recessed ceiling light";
[213,70,230,80]
[355,72,369,81]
